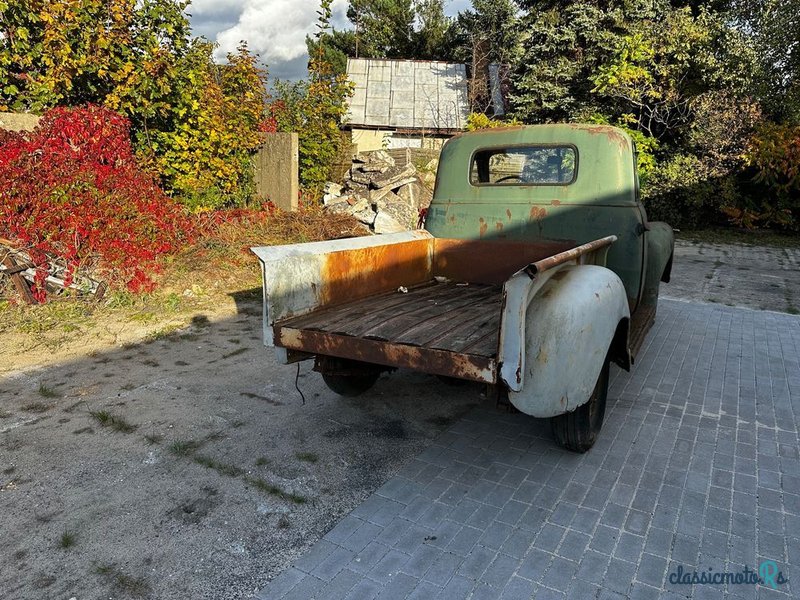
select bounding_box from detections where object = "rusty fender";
[498,264,629,418]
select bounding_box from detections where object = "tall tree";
[734,0,800,123]
[412,0,455,60]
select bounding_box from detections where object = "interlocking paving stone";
[257,300,799,598]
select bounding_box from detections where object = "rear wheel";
[550,357,610,453]
[316,357,381,397]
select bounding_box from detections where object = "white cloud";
[188,0,470,80]
[190,0,347,75]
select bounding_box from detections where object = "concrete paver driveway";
[256,298,799,599]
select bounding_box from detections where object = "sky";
[187,0,471,80]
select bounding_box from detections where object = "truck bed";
[274,280,503,383]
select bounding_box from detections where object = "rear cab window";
[470,146,577,186]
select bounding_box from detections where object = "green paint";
[426,124,674,311]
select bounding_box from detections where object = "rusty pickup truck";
[253,125,674,452]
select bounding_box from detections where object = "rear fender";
[500,265,629,418]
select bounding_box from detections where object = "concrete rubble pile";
[323,150,435,234]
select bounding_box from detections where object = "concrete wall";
[351,128,450,154]
[253,132,299,212]
[0,112,41,132]
[351,129,391,152]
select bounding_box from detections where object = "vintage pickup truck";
[253,125,673,452]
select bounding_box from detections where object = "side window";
[470,146,577,186]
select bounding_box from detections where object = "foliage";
[0,0,268,208]
[0,0,191,115]
[141,42,269,210]
[273,1,353,195]
[590,7,756,142]
[449,0,520,113]
[465,113,521,131]
[510,0,634,123]
[0,105,193,300]
[735,0,800,124]
[734,122,800,230]
[311,0,457,69]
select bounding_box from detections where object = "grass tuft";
[295,452,319,464]
[244,476,307,504]
[58,529,77,549]
[221,347,249,359]
[255,457,270,467]
[89,410,137,433]
[38,383,61,398]
[21,402,51,413]
[143,433,163,445]
[169,439,200,456]
[93,563,150,597]
[192,454,243,477]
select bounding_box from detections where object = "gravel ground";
[1,237,797,599]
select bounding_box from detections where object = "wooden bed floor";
[278,281,503,358]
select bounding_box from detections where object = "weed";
[193,455,243,477]
[3,466,15,475]
[145,323,182,342]
[231,420,247,428]
[277,515,291,529]
[38,383,61,398]
[255,457,270,467]
[58,529,77,549]
[164,292,182,312]
[295,452,319,464]
[105,290,138,308]
[94,563,150,597]
[141,358,159,367]
[169,439,200,456]
[244,476,307,504]
[788,307,799,315]
[144,433,163,445]
[222,347,248,359]
[120,383,136,391]
[21,402,51,413]
[89,410,137,433]
[0,409,12,419]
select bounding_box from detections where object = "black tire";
[318,357,382,397]
[322,371,380,397]
[550,358,610,453]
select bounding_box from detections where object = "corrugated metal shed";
[345,58,469,132]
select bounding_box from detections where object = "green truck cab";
[253,125,674,452]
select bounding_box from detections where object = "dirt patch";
[0,292,482,599]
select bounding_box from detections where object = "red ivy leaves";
[0,105,194,300]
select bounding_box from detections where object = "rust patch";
[276,327,496,383]
[506,209,512,220]
[433,238,573,285]
[478,217,488,238]
[322,239,432,307]
[529,206,547,221]
[551,199,561,206]
[536,348,548,364]
[495,221,504,232]
[448,214,456,224]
